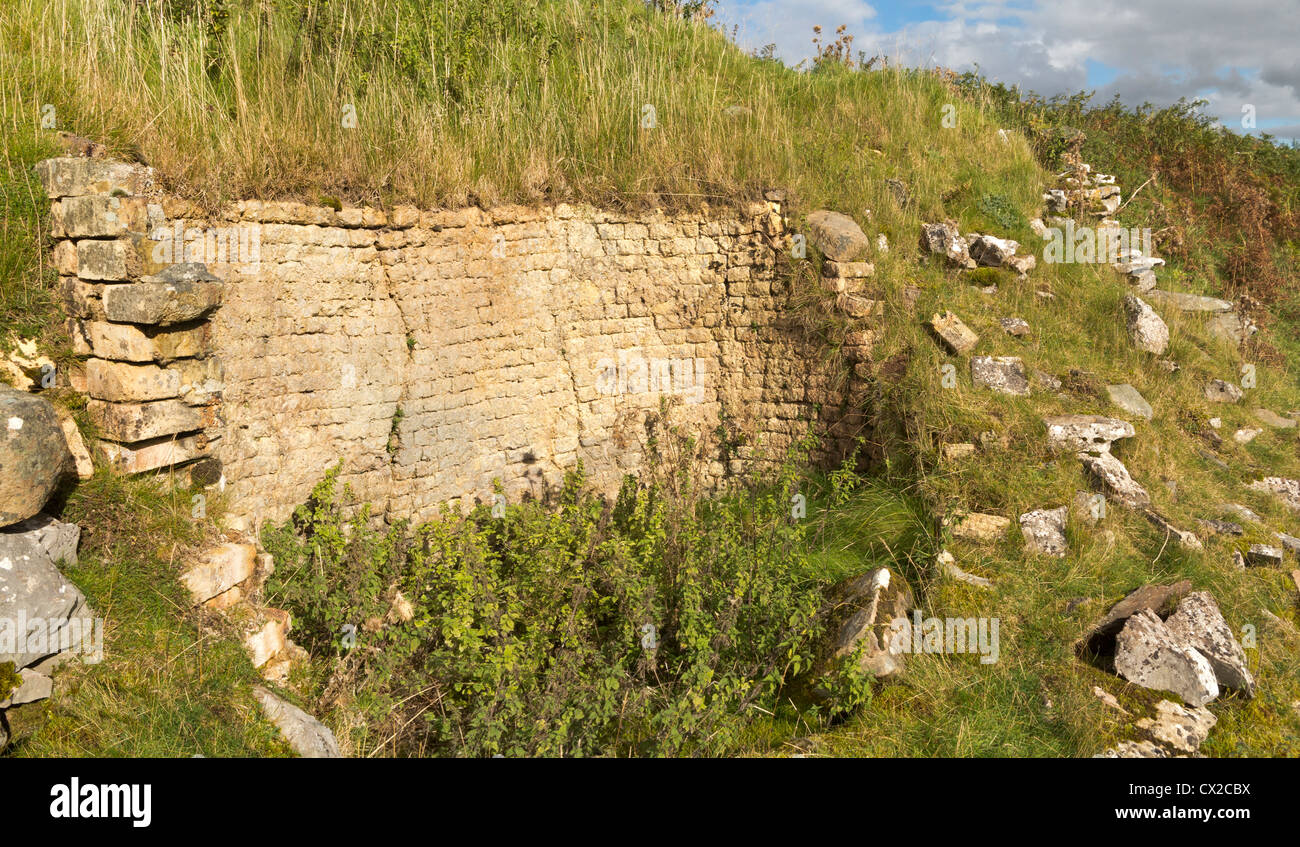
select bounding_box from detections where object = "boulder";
[1246,544,1284,567]
[0,515,90,669]
[1165,591,1254,696]
[970,356,1030,396]
[1123,294,1169,355]
[817,567,913,682]
[968,234,1019,268]
[0,386,74,527]
[1145,290,1233,313]
[252,687,342,758]
[1078,451,1150,508]
[1114,609,1219,707]
[999,317,1031,337]
[1019,507,1069,557]
[1043,415,1135,453]
[1080,580,1191,657]
[807,211,869,262]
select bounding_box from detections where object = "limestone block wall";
[38,157,870,531]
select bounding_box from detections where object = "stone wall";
[39,157,875,531]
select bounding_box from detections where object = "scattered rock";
[817,567,913,682]
[1246,544,1284,567]
[1019,507,1069,557]
[1122,294,1169,355]
[1232,550,1247,570]
[1106,384,1152,420]
[1234,427,1262,444]
[54,409,93,480]
[807,211,870,262]
[968,234,1019,268]
[1093,686,1128,714]
[1095,739,1172,758]
[253,686,342,758]
[1253,408,1297,429]
[1136,699,1217,755]
[948,511,1011,542]
[1143,510,1202,551]
[941,443,976,461]
[1196,519,1243,537]
[1275,533,1300,556]
[0,386,74,527]
[1204,379,1243,403]
[1144,290,1233,313]
[1221,503,1262,524]
[937,550,993,588]
[970,356,1030,396]
[999,317,1031,337]
[180,542,257,605]
[0,515,90,669]
[1114,609,1219,707]
[1081,580,1192,657]
[1249,477,1300,512]
[919,221,975,269]
[1078,451,1150,509]
[0,668,53,708]
[929,311,979,355]
[1165,591,1254,696]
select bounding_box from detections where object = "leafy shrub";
[263,426,870,757]
[977,192,1023,231]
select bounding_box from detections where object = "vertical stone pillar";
[36,157,225,481]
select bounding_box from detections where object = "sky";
[713,0,1300,143]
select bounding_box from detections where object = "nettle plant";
[263,424,870,757]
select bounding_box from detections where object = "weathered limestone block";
[34,157,144,199]
[1019,506,1069,557]
[75,239,130,281]
[99,434,206,474]
[1078,450,1150,508]
[86,321,207,363]
[930,311,979,355]
[86,359,182,402]
[87,398,203,442]
[807,211,869,262]
[103,264,223,325]
[55,196,128,238]
[971,356,1030,396]
[1123,294,1169,355]
[1137,700,1216,755]
[181,542,256,605]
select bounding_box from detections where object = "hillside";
[0,0,1297,758]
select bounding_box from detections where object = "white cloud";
[714,0,1300,137]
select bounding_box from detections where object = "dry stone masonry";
[37,157,871,530]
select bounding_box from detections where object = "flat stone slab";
[1044,415,1135,453]
[1253,408,1297,429]
[1079,450,1150,508]
[1106,383,1152,419]
[971,356,1030,396]
[1145,290,1233,313]
[253,687,341,758]
[930,311,979,355]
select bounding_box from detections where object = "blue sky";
[713,0,1300,143]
